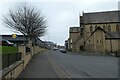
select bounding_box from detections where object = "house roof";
[36,38,46,47]
[83,10,120,24]
[2,35,47,46]
[2,35,25,42]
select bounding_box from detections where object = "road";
[49,50,118,78]
[18,50,118,78]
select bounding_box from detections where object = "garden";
[0,46,21,70]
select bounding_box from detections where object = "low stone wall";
[1,45,48,79]
[1,61,23,79]
[34,46,47,55]
[18,45,32,68]
[23,53,32,68]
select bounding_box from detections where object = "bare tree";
[3,5,47,45]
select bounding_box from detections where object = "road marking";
[46,53,72,79]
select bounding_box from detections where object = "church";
[69,10,120,55]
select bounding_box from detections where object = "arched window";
[103,25,105,30]
[116,24,119,32]
[108,25,111,32]
[90,25,93,32]
[95,25,97,29]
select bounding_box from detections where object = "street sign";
[12,34,17,38]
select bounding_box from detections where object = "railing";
[2,52,22,70]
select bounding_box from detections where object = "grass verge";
[0,46,18,54]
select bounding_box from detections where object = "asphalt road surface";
[18,50,118,78]
[49,50,118,78]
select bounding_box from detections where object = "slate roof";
[36,38,46,47]
[2,35,46,47]
[2,35,25,42]
[83,10,120,24]
[105,32,120,39]
[70,27,80,32]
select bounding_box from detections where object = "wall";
[18,45,32,68]
[1,42,48,79]
[94,30,105,53]
[83,23,119,53]
[85,29,106,54]
[84,23,118,42]
[111,40,119,52]
[105,39,120,53]
[88,23,117,32]
[1,61,24,79]
[70,32,80,52]
[75,38,84,52]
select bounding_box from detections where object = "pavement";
[18,51,59,78]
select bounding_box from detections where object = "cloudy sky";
[0,0,119,45]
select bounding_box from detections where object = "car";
[0,39,14,46]
[60,48,66,53]
[53,47,58,51]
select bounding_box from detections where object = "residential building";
[2,35,47,48]
[44,41,56,50]
[2,35,25,46]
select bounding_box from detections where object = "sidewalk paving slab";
[17,52,59,78]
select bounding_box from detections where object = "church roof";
[83,10,120,24]
[105,32,120,39]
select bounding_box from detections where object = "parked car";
[60,48,66,53]
[53,47,58,51]
[0,39,14,46]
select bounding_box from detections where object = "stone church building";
[68,10,120,55]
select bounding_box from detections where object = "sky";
[0,0,119,45]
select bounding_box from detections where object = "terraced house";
[68,10,120,55]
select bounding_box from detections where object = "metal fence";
[2,52,22,70]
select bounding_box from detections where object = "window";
[84,42,86,44]
[100,40,101,43]
[103,25,105,30]
[108,25,111,32]
[90,26,93,32]
[97,40,98,43]
[116,24,119,31]
[95,25,97,29]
